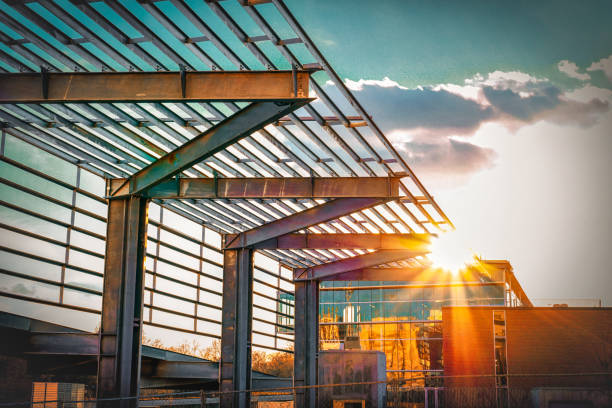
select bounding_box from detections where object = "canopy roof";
[0,0,452,268]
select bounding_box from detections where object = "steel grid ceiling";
[0,0,453,268]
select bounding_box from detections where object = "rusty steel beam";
[27,332,99,355]
[109,176,402,199]
[294,249,428,281]
[0,70,311,103]
[318,266,430,281]
[110,100,311,197]
[98,196,148,408]
[224,197,397,249]
[241,232,432,250]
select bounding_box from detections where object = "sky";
[287,0,612,305]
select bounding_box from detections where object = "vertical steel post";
[220,245,253,408]
[97,196,148,408]
[294,280,319,408]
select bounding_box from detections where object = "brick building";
[442,306,612,407]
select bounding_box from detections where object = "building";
[316,259,531,386]
[443,306,612,407]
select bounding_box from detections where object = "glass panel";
[152,309,193,331]
[204,228,221,248]
[196,319,221,336]
[0,250,62,281]
[79,169,105,196]
[158,244,199,270]
[63,288,102,310]
[0,205,67,241]
[5,135,77,184]
[495,338,507,376]
[0,183,72,224]
[0,228,65,262]
[74,212,106,236]
[70,230,105,254]
[159,229,200,256]
[161,209,201,239]
[68,249,104,273]
[64,268,103,293]
[0,161,73,203]
[75,193,107,217]
[0,272,59,302]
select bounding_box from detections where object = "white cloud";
[465,70,543,89]
[557,60,590,80]
[587,54,612,81]
[431,83,485,104]
[564,85,612,103]
[343,76,408,91]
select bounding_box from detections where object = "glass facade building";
[318,261,531,386]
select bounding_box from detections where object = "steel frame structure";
[0,1,454,408]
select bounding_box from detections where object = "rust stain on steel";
[0,70,312,103]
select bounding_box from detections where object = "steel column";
[220,246,253,408]
[98,196,148,408]
[294,279,319,408]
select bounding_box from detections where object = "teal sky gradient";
[287,0,612,89]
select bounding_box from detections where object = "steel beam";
[240,232,432,250]
[220,247,253,408]
[319,266,429,281]
[294,249,428,281]
[110,100,310,197]
[98,196,148,408]
[225,197,399,250]
[294,280,318,408]
[28,333,99,355]
[109,176,401,199]
[150,361,219,379]
[0,70,311,103]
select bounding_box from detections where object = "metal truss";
[0,0,453,269]
[0,2,458,407]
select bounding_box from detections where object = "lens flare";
[428,230,476,274]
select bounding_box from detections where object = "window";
[493,310,509,408]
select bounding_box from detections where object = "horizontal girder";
[27,332,99,355]
[108,176,402,199]
[224,197,397,249]
[293,249,428,281]
[230,232,432,249]
[0,70,311,103]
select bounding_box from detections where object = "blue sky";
[287,0,612,88]
[288,0,612,305]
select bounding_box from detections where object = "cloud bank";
[318,65,610,187]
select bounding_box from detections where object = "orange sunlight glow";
[428,230,477,275]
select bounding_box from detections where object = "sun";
[428,230,476,274]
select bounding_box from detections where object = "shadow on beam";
[246,232,432,250]
[0,70,312,103]
[109,177,402,199]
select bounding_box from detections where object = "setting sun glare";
[428,230,476,274]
